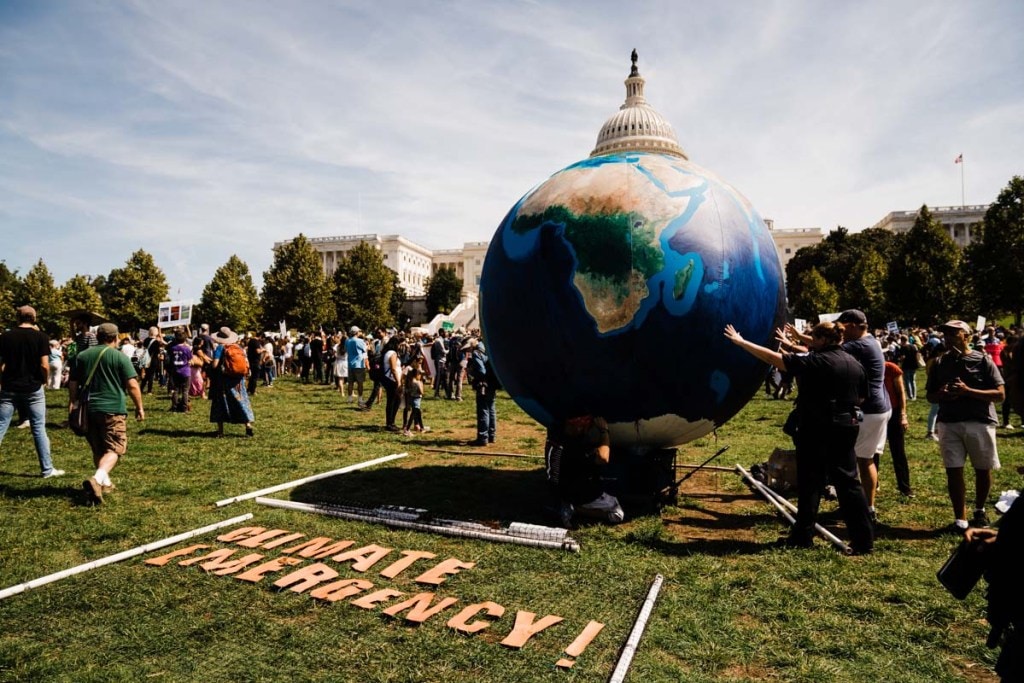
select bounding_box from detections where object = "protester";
[402,366,429,436]
[380,335,402,432]
[466,338,499,447]
[925,320,1004,531]
[167,329,193,413]
[544,415,624,526]
[345,327,367,407]
[69,321,145,505]
[877,360,914,497]
[725,321,873,554]
[0,306,64,478]
[208,327,255,438]
[47,339,63,390]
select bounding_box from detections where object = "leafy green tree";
[425,267,463,317]
[331,242,395,331]
[57,274,106,338]
[0,262,23,329]
[845,249,890,325]
[261,234,332,331]
[101,250,170,334]
[389,273,408,330]
[885,205,961,326]
[19,260,61,337]
[968,176,1024,324]
[198,255,261,333]
[789,267,839,320]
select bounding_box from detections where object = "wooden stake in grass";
[0,513,254,601]
[214,452,409,507]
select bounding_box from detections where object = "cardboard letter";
[259,532,306,549]
[235,529,302,548]
[446,602,506,634]
[179,549,265,575]
[273,562,340,593]
[500,611,564,649]
[279,537,355,559]
[233,557,303,583]
[331,544,393,572]
[144,544,210,566]
[381,592,458,624]
[555,620,605,669]
[378,550,437,579]
[414,558,475,585]
[309,578,374,603]
[216,526,266,542]
[350,588,404,610]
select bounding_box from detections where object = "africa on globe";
[480,52,787,450]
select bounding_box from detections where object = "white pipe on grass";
[736,464,852,555]
[214,453,409,507]
[255,497,581,552]
[608,573,664,683]
[0,513,253,601]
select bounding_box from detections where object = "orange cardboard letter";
[381,593,458,624]
[233,557,304,583]
[331,544,394,572]
[309,578,374,603]
[500,611,564,649]
[144,544,210,566]
[273,562,340,593]
[350,588,404,610]
[446,602,506,634]
[378,550,437,579]
[414,558,475,585]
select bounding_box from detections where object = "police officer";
[724,321,874,554]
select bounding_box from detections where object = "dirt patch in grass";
[660,471,766,544]
[948,656,999,682]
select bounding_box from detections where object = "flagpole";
[955,154,965,208]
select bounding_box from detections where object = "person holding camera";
[963,482,1022,682]
[926,320,1005,532]
[725,321,874,554]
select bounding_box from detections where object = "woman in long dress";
[208,327,255,437]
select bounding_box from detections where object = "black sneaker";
[971,509,990,527]
[83,478,103,506]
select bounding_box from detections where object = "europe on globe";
[480,52,787,450]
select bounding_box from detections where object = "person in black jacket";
[725,321,874,554]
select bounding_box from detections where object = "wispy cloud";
[1,0,1022,296]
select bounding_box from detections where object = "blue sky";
[2,0,1022,299]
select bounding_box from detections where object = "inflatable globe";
[479,151,786,449]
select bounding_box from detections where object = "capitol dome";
[590,50,687,159]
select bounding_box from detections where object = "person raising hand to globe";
[724,322,874,554]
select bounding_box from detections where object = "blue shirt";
[842,335,891,414]
[345,337,367,369]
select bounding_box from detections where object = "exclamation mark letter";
[555,620,605,669]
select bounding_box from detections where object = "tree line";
[786,175,1024,327]
[0,235,466,337]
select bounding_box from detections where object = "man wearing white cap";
[926,320,1005,531]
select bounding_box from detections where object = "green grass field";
[0,371,1020,682]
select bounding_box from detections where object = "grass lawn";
[0,370,1020,682]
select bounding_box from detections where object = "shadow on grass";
[138,428,221,438]
[0,482,96,507]
[290,464,551,526]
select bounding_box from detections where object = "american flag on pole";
[954,154,963,164]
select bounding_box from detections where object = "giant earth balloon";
[479,151,787,449]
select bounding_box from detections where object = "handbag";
[937,539,987,600]
[70,346,110,437]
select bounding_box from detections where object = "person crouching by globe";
[544,415,625,527]
[724,321,874,554]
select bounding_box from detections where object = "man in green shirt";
[68,322,145,505]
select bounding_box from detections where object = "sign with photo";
[158,300,194,329]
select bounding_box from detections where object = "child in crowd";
[402,367,429,436]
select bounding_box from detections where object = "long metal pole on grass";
[255,497,581,552]
[214,453,409,507]
[0,513,253,601]
[735,464,852,555]
[608,573,664,683]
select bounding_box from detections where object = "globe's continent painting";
[480,152,787,449]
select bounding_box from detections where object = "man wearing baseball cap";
[0,305,64,478]
[926,320,1005,531]
[836,309,891,524]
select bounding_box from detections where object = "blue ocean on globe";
[480,151,787,449]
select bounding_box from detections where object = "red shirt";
[883,361,903,406]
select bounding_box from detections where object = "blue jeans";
[927,402,940,434]
[903,369,917,400]
[0,387,55,475]
[476,386,497,442]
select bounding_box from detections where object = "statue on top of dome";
[630,48,639,76]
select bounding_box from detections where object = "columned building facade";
[871,205,989,248]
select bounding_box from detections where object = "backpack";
[221,343,249,377]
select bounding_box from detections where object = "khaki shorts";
[937,421,1000,470]
[854,410,891,459]
[87,413,128,459]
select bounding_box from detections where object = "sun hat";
[96,322,119,340]
[212,326,239,345]
[349,326,360,335]
[62,309,106,325]
[938,320,972,334]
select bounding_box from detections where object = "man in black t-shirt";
[0,306,64,478]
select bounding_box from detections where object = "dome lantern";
[589,50,687,159]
